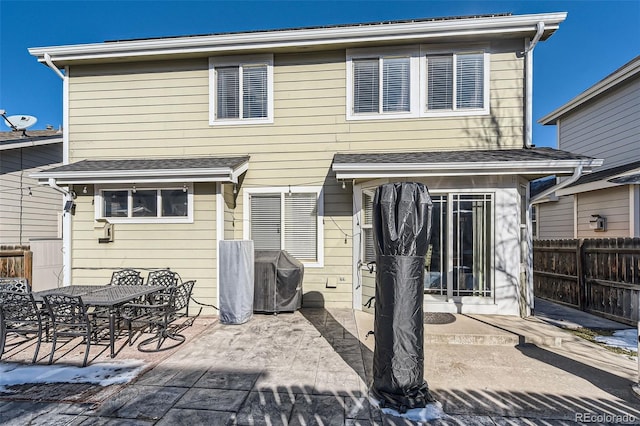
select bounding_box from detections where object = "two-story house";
[29,12,601,317]
[536,56,640,239]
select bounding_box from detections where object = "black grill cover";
[371,182,435,411]
[254,250,304,313]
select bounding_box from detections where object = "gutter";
[524,21,545,148]
[530,165,583,204]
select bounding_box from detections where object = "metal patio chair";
[43,294,110,367]
[0,277,30,293]
[146,269,180,287]
[121,280,196,352]
[0,290,46,363]
[110,269,143,286]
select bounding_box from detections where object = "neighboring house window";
[96,185,193,223]
[246,187,324,266]
[347,47,419,120]
[531,205,538,238]
[209,54,273,125]
[361,191,492,297]
[425,51,488,115]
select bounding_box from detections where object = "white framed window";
[360,189,493,297]
[244,187,324,267]
[346,47,420,120]
[531,204,538,238]
[209,54,274,125]
[422,50,489,116]
[95,184,194,223]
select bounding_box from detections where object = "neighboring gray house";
[535,56,640,239]
[0,129,64,245]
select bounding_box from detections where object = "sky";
[0,0,638,148]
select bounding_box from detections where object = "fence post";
[23,249,33,287]
[577,239,585,310]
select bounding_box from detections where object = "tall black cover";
[371,182,435,411]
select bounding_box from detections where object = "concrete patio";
[0,302,639,425]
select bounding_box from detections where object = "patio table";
[34,285,163,358]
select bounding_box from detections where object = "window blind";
[383,57,410,112]
[284,193,317,260]
[250,194,281,250]
[427,55,453,110]
[216,67,240,119]
[456,53,484,109]
[353,59,379,113]
[243,65,268,119]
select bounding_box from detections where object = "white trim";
[243,186,324,268]
[556,179,620,196]
[0,137,62,151]
[209,54,274,126]
[63,67,69,165]
[94,184,194,224]
[334,160,602,180]
[216,182,223,312]
[34,162,248,185]
[352,182,363,310]
[573,195,578,238]
[29,12,566,64]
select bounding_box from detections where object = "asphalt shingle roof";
[42,156,250,174]
[333,148,595,165]
[567,160,640,187]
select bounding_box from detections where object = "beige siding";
[0,144,63,244]
[223,183,236,241]
[537,195,575,239]
[559,78,640,168]
[65,40,525,308]
[70,182,218,314]
[576,186,630,237]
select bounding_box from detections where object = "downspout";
[43,54,72,286]
[530,164,583,204]
[524,22,545,149]
[44,53,65,80]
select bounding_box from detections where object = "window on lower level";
[98,185,192,223]
[361,191,492,297]
[248,188,323,265]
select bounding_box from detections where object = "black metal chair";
[0,277,30,293]
[121,280,196,352]
[110,269,143,286]
[0,290,46,363]
[43,294,109,367]
[146,269,180,287]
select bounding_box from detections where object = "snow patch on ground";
[369,397,444,422]
[0,360,146,393]
[595,329,637,353]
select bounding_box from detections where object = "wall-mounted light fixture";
[589,214,606,232]
[182,184,188,193]
[82,186,88,194]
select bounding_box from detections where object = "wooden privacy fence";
[534,238,640,326]
[0,245,33,284]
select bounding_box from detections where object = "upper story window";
[347,46,489,120]
[425,52,487,114]
[96,184,193,224]
[209,54,273,125]
[347,47,419,120]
